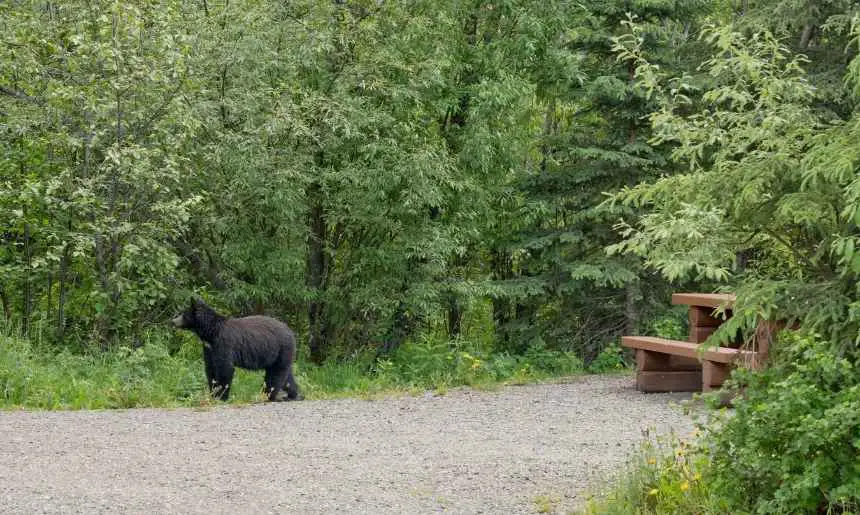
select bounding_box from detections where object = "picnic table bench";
[621,293,762,393]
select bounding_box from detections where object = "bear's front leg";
[212,369,234,401]
[203,347,216,394]
[210,354,235,401]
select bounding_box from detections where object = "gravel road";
[0,374,694,514]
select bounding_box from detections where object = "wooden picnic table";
[671,292,736,308]
[622,292,754,393]
[672,292,735,345]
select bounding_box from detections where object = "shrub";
[702,333,860,514]
[649,307,688,340]
[384,336,584,389]
[587,343,627,373]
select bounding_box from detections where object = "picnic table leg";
[753,320,787,369]
[635,349,702,392]
[688,306,725,343]
[702,361,731,391]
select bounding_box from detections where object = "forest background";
[2,1,859,511]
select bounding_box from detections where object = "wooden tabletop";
[671,293,736,308]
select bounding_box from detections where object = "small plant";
[649,307,688,340]
[582,431,722,515]
[587,344,627,373]
[522,343,584,375]
[533,493,562,513]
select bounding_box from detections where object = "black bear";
[172,297,301,402]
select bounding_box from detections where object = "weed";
[533,493,562,513]
[580,431,723,515]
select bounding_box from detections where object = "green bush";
[702,333,860,514]
[649,307,688,341]
[587,343,627,373]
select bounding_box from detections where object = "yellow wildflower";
[679,481,689,492]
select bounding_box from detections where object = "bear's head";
[172,297,217,330]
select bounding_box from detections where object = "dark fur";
[172,298,301,402]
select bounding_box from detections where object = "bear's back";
[218,316,295,370]
[223,315,293,340]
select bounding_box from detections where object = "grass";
[0,330,615,410]
[579,430,724,515]
[533,493,563,513]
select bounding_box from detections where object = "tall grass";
[0,331,597,410]
[580,431,724,515]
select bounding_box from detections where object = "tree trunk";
[446,249,465,339]
[447,294,462,339]
[799,24,814,50]
[379,300,413,356]
[306,181,329,364]
[0,283,10,323]
[492,296,511,346]
[23,222,32,335]
[539,98,556,174]
[46,271,53,325]
[624,280,642,336]
[623,59,643,338]
[93,231,120,346]
[491,248,513,347]
[56,244,70,342]
[735,249,752,273]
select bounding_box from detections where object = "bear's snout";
[171,315,185,328]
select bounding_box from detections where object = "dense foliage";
[612,17,860,356]
[706,333,859,512]
[600,1,860,511]
[1,0,710,359]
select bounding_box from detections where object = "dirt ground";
[0,374,694,514]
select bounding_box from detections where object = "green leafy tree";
[181,1,467,362]
[612,19,859,352]
[0,2,205,344]
[609,15,860,513]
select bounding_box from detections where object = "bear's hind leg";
[286,365,302,400]
[264,366,288,402]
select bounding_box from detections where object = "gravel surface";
[0,374,694,514]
